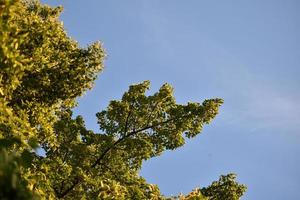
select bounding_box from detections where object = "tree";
[0,0,246,199]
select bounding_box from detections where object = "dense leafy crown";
[0,0,246,199]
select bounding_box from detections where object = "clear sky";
[42,1,300,199]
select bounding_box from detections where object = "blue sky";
[42,1,300,199]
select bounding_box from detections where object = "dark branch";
[92,114,185,168]
[123,105,132,135]
[57,177,80,199]
[58,112,190,198]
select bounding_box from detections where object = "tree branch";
[57,177,80,198]
[91,114,185,169]
[123,104,132,135]
[58,112,190,198]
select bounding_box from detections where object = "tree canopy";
[0,0,246,199]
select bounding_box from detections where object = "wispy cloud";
[137,1,300,135]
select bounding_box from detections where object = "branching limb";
[57,113,188,198]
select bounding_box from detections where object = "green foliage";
[167,174,246,200]
[0,0,246,199]
[0,0,105,151]
[0,148,38,200]
[201,174,247,200]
